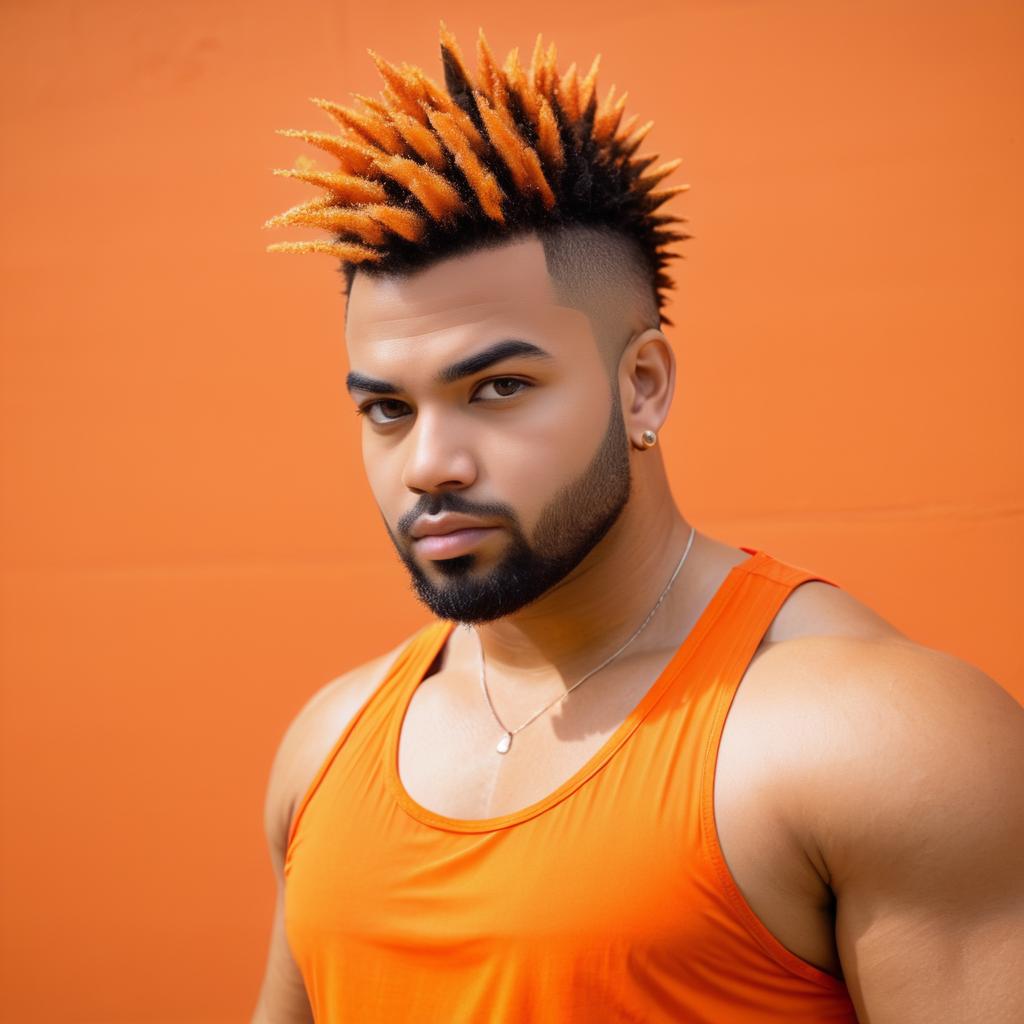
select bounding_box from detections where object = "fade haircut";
[264,22,690,331]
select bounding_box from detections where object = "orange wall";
[1,2,1020,1020]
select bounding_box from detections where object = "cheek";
[479,382,610,491]
[362,445,401,517]
[358,376,614,520]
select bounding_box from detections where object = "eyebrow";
[345,338,554,396]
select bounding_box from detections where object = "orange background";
[1,1,1021,1020]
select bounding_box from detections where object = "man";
[252,23,1023,1023]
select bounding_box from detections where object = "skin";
[252,233,1024,1024]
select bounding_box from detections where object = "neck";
[465,471,697,686]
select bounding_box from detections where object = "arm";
[249,699,317,1024]
[250,887,314,1024]
[249,639,411,1023]
[810,641,1024,1022]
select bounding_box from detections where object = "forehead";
[344,234,593,357]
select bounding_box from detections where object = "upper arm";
[250,687,330,1024]
[250,884,314,1024]
[806,641,1024,1022]
[250,639,413,1023]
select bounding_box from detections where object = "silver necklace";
[473,524,697,755]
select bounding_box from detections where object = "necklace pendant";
[496,732,513,754]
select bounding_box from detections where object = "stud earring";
[641,430,658,448]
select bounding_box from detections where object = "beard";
[382,388,633,624]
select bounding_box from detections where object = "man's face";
[344,234,633,623]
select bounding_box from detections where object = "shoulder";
[262,628,427,865]
[756,635,1024,1014]
[750,633,1024,888]
[763,632,1022,781]
[764,573,905,644]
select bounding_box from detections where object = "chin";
[428,553,479,577]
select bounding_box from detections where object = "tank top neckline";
[383,547,768,833]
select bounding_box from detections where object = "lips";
[412,527,500,559]
[409,510,503,560]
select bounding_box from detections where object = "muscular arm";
[249,690,320,1024]
[250,640,410,1023]
[800,639,1024,1022]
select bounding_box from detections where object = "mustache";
[397,492,520,538]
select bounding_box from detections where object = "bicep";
[836,873,1024,1022]
[250,883,314,1024]
[251,726,314,1022]
[250,641,411,1021]
[823,649,1024,1022]
[251,699,321,1022]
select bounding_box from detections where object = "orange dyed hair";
[264,22,690,325]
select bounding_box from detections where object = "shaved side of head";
[536,224,662,375]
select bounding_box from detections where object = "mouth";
[412,527,501,560]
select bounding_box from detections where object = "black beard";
[383,389,633,624]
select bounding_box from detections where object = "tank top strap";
[347,619,450,727]
[392,619,452,681]
[353,621,455,739]
[739,545,841,590]
[702,545,840,691]
[698,548,841,909]
[284,619,450,860]
[379,619,454,710]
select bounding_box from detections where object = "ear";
[618,328,676,449]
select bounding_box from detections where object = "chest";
[393,642,842,979]
[397,645,669,820]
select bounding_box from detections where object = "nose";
[400,408,478,494]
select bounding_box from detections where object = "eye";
[355,377,532,426]
[356,398,411,425]
[473,377,532,401]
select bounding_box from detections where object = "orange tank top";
[284,548,859,1022]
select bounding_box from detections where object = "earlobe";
[630,429,657,451]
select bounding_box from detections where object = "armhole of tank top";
[697,572,849,993]
[283,623,442,868]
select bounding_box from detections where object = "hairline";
[341,224,662,370]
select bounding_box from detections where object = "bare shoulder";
[752,633,1024,1016]
[747,631,1024,884]
[756,630,1022,770]
[764,575,905,644]
[752,574,1020,787]
[262,631,422,868]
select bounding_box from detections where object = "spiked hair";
[264,23,690,326]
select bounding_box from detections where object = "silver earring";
[641,430,657,448]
